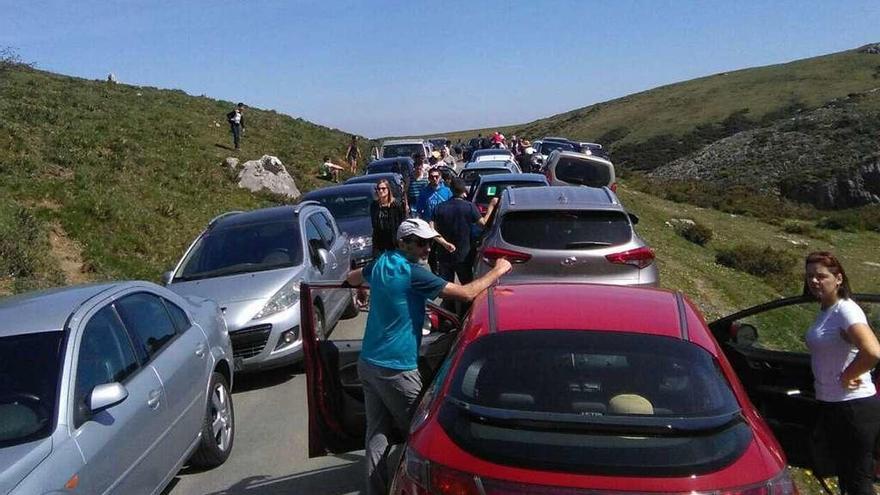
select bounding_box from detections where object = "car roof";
[472,148,512,155]
[551,150,613,166]
[382,139,424,146]
[542,136,572,143]
[210,205,300,230]
[0,282,121,336]
[345,172,401,184]
[463,160,515,169]
[302,183,376,199]
[502,185,619,210]
[474,173,546,185]
[477,283,689,341]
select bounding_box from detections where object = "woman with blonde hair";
[369,178,406,255]
[803,251,880,495]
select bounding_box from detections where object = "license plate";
[233,357,244,372]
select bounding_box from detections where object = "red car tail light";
[605,246,655,269]
[719,470,798,495]
[610,182,618,193]
[393,448,481,495]
[482,246,532,264]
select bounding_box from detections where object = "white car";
[544,150,616,192]
[380,139,431,160]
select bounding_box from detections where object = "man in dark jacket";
[226,103,245,150]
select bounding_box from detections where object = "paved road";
[165,312,369,495]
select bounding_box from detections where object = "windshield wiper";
[176,263,259,281]
[564,241,612,249]
[446,397,742,436]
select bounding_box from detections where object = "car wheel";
[190,372,234,468]
[314,304,326,340]
[341,289,359,319]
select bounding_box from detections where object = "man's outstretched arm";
[440,258,511,301]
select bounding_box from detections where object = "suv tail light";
[392,451,798,495]
[482,246,532,264]
[605,246,655,269]
[610,182,618,193]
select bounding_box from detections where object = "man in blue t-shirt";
[344,218,511,495]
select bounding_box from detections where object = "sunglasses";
[375,186,388,191]
[429,175,441,180]
[413,238,430,247]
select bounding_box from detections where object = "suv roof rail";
[208,211,245,228]
[294,200,322,213]
[507,187,516,206]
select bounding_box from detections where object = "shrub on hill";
[675,221,713,246]
[715,244,798,279]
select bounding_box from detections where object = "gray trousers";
[357,360,421,495]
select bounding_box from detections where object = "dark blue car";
[301,183,376,267]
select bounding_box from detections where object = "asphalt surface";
[164,312,369,495]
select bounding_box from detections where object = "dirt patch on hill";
[0,277,12,296]
[49,222,90,285]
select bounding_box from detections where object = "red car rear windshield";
[439,331,750,476]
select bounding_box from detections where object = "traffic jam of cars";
[1,134,871,494]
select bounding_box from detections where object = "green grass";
[0,66,372,290]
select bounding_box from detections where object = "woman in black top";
[370,179,406,255]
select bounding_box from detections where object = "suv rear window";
[439,331,749,476]
[500,210,631,249]
[474,181,543,204]
[460,168,507,184]
[382,144,423,159]
[554,157,612,187]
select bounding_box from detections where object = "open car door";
[301,281,461,457]
[709,294,880,475]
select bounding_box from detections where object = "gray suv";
[0,282,233,494]
[473,186,659,286]
[165,203,356,372]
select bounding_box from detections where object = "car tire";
[341,289,359,319]
[190,372,234,468]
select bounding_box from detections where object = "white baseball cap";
[397,218,440,241]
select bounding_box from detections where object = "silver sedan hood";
[0,438,51,495]
[168,266,306,305]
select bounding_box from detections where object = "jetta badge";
[562,256,577,266]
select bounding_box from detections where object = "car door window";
[306,217,325,267]
[163,298,191,332]
[115,293,178,360]
[74,306,140,428]
[315,213,336,246]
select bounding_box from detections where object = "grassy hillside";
[0,66,366,293]
[429,46,880,159]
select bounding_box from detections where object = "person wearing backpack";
[226,103,245,150]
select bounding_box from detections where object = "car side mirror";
[316,248,330,271]
[89,382,128,413]
[731,323,758,346]
[628,213,640,225]
[161,270,174,286]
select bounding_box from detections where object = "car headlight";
[252,278,300,320]
[349,235,372,252]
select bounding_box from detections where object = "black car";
[301,184,376,268]
[366,157,416,184]
[344,173,405,199]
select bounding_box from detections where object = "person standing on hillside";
[344,218,511,495]
[226,103,245,150]
[346,135,362,174]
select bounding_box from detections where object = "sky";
[2,1,879,138]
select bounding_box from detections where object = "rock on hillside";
[649,93,880,209]
[237,155,301,199]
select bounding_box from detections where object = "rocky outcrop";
[237,155,300,199]
[780,158,880,209]
[649,98,880,209]
[223,157,239,171]
[857,43,880,55]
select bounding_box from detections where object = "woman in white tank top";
[804,251,880,495]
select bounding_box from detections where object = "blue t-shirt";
[415,183,452,222]
[360,250,448,370]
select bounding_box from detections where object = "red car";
[301,281,880,494]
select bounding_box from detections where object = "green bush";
[715,244,798,278]
[781,221,815,236]
[676,221,713,246]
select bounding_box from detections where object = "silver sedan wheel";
[211,382,233,452]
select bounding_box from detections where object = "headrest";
[608,394,654,415]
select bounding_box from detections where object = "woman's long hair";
[803,251,852,299]
[376,178,395,206]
